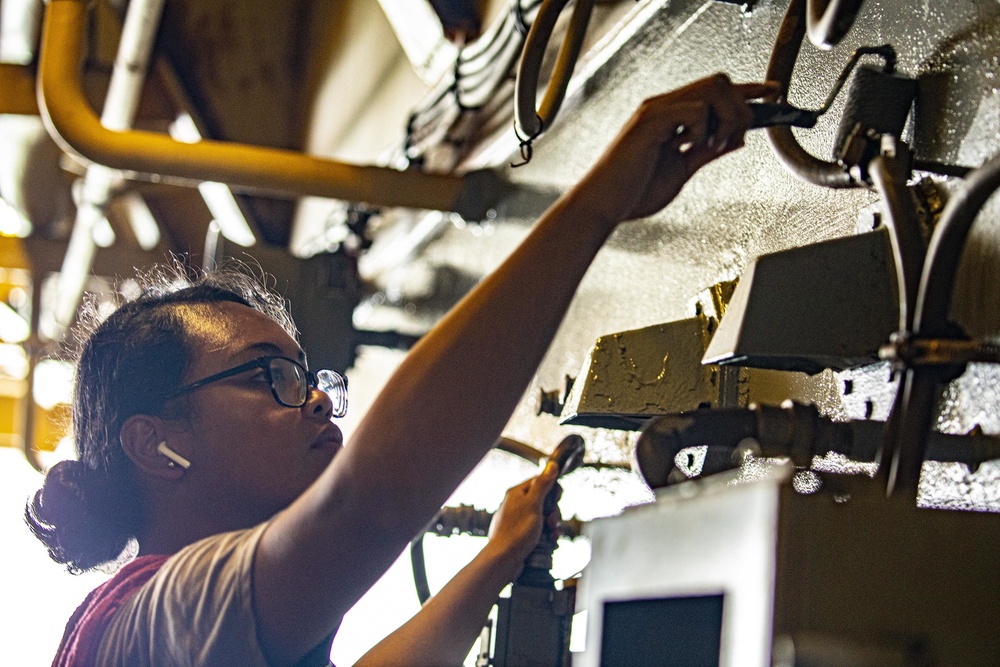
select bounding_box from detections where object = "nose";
[304,386,335,421]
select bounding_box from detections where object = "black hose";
[915,152,1000,335]
[869,154,925,333]
[410,535,433,606]
[912,159,972,179]
[408,436,541,606]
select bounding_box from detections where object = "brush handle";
[749,102,819,129]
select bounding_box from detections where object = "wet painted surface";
[352,0,1000,509]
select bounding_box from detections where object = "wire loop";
[510,117,542,168]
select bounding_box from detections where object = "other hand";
[486,460,561,580]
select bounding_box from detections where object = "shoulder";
[98,523,272,667]
[52,555,170,667]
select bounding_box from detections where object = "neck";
[137,490,267,556]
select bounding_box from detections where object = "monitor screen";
[600,594,724,666]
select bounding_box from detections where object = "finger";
[530,460,560,499]
[503,478,534,504]
[682,133,739,174]
[704,74,750,154]
[658,101,710,152]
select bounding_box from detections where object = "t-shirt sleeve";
[98,523,273,667]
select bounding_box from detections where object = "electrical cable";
[410,535,433,605]
[513,0,596,153]
[459,12,516,75]
[403,0,544,166]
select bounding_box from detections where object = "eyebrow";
[234,342,306,363]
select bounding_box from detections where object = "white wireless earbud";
[157,441,191,470]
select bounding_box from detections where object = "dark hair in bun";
[27,460,140,573]
[26,265,295,573]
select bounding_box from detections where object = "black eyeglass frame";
[164,356,348,417]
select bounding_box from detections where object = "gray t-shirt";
[98,522,334,666]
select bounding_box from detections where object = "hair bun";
[26,460,135,573]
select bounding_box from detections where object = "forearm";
[335,190,615,533]
[354,542,519,667]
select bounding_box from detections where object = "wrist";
[549,183,620,244]
[480,539,528,584]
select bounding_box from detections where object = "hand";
[485,460,561,580]
[565,74,778,226]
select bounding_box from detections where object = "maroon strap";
[52,555,170,667]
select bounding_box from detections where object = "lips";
[311,424,344,452]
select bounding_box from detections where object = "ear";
[120,414,189,479]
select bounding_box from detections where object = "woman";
[28,75,770,666]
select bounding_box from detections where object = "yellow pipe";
[38,0,493,217]
[0,64,39,115]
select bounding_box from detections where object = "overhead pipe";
[37,0,499,220]
[0,64,39,115]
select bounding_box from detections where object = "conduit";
[514,0,595,141]
[869,152,924,333]
[915,155,1000,333]
[764,0,855,188]
[636,402,1000,489]
[37,0,497,220]
[806,0,865,49]
[51,0,166,337]
[882,153,1000,495]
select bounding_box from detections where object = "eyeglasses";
[165,356,348,417]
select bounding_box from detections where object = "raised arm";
[254,74,773,665]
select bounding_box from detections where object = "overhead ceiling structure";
[1,0,999,512]
[0,0,641,462]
